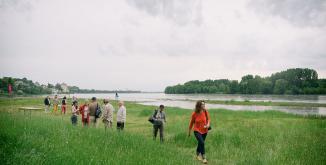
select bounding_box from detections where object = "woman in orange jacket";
[188,100,210,164]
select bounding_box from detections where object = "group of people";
[44,95,68,114]
[44,95,127,130]
[44,96,210,164]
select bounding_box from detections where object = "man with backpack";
[88,97,100,127]
[152,105,166,142]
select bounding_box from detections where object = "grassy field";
[0,97,325,164]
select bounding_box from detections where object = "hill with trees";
[165,68,326,95]
[0,77,140,96]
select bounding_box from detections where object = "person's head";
[73,101,78,106]
[118,101,124,107]
[103,99,109,104]
[91,97,97,102]
[159,105,165,111]
[195,100,205,113]
[63,96,66,99]
[54,95,57,98]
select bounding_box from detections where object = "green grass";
[0,97,325,164]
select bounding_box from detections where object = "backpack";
[148,109,158,124]
[95,103,102,118]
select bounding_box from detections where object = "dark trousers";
[71,115,77,125]
[117,122,124,130]
[194,131,207,156]
[153,124,164,142]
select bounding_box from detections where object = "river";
[69,93,326,116]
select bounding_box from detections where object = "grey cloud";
[248,0,326,27]
[0,0,35,12]
[125,0,203,26]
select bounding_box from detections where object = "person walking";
[188,100,210,164]
[61,96,67,115]
[116,101,126,131]
[53,95,59,114]
[102,99,115,129]
[44,96,51,113]
[152,105,166,142]
[71,101,79,125]
[88,97,99,127]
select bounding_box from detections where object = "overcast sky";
[1,0,326,91]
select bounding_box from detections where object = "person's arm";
[188,114,195,137]
[123,107,126,122]
[205,111,210,128]
[163,112,166,123]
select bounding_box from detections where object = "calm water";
[70,93,326,116]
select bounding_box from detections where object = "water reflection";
[72,93,326,116]
[139,100,326,116]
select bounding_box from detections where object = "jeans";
[71,115,77,125]
[194,131,207,156]
[117,122,125,130]
[153,124,164,142]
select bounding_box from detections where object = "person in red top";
[188,100,210,164]
[79,100,90,127]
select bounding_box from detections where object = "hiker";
[115,93,119,100]
[79,100,90,127]
[61,96,67,115]
[53,95,59,114]
[71,101,79,125]
[116,101,126,131]
[102,99,115,129]
[44,96,51,113]
[152,105,166,142]
[188,100,210,164]
[88,97,99,127]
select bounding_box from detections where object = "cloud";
[1,0,326,91]
[126,0,203,26]
[0,0,35,12]
[248,0,326,27]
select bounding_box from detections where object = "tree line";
[165,68,326,95]
[0,77,140,96]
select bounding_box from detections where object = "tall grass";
[0,97,325,164]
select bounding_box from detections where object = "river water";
[70,93,326,116]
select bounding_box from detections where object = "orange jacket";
[79,104,90,123]
[189,110,210,134]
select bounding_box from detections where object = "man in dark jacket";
[44,96,51,113]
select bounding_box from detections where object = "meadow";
[0,97,325,164]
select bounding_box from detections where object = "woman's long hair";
[195,100,205,113]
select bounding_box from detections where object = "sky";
[0,0,326,91]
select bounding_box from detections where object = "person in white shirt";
[102,99,115,129]
[71,101,79,125]
[116,101,126,131]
